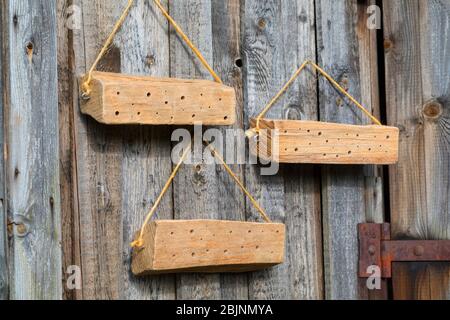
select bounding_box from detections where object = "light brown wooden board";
[250,118,399,164]
[132,220,285,276]
[80,71,237,125]
[384,0,450,299]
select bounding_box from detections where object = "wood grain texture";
[0,1,8,301]
[57,0,82,300]
[131,220,285,275]
[211,0,249,300]
[80,71,236,125]
[69,0,177,300]
[384,0,450,299]
[242,0,323,299]
[170,0,240,300]
[5,0,62,300]
[316,0,386,299]
[250,118,399,164]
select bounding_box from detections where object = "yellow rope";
[82,0,222,97]
[130,144,192,248]
[205,143,271,224]
[152,0,222,84]
[82,0,135,96]
[131,142,272,249]
[247,60,382,137]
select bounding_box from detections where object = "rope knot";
[130,238,144,249]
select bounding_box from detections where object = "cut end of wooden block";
[250,118,400,165]
[80,71,237,126]
[131,220,286,276]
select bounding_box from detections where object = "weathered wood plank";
[70,0,176,299]
[57,0,82,300]
[71,0,125,300]
[80,71,236,125]
[171,0,233,300]
[119,0,175,300]
[131,220,285,275]
[5,0,62,300]
[242,0,323,299]
[0,1,8,301]
[316,0,385,299]
[211,0,249,300]
[384,0,450,299]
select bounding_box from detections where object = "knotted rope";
[246,60,382,138]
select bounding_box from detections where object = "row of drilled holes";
[168,229,280,258]
[282,129,391,140]
[284,144,390,156]
[114,91,227,119]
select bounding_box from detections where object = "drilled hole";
[318,132,322,136]
[190,229,194,234]
[137,112,141,116]
[192,114,196,118]
[165,101,169,105]
[224,116,228,120]
[147,92,151,97]
[192,252,195,257]
[235,58,243,68]
[117,92,120,95]
[181,96,185,100]
[386,135,390,139]
[348,151,352,155]
[115,111,120,116]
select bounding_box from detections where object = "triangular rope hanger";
[246,60,399,165]
[246,59,382,138]
[82,0,221,97]
[80,0,236,126]
[131,141,272,249]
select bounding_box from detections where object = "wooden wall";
[0,0,449,300]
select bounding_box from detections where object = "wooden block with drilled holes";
[250,118,399,164]
[131,220,286,276]
[80,71,236,125]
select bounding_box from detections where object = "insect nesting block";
[80,71,236,125]
[131,220,286,276]
[250,118,399,165]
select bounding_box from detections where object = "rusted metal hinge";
[358,223,450,278]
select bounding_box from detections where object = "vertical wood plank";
[120,0,175,300]
[316,0,385,299]
[211,0,248,300]
[71,0,125,299]
[384,0,450,299]
[70,0,175,299]
[170,0,218,300]
[242,0,323,299]
[5,0,62,300]
[0,1,8,301]
[57,0,82,300]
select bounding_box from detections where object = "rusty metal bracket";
[358,223,450,278]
